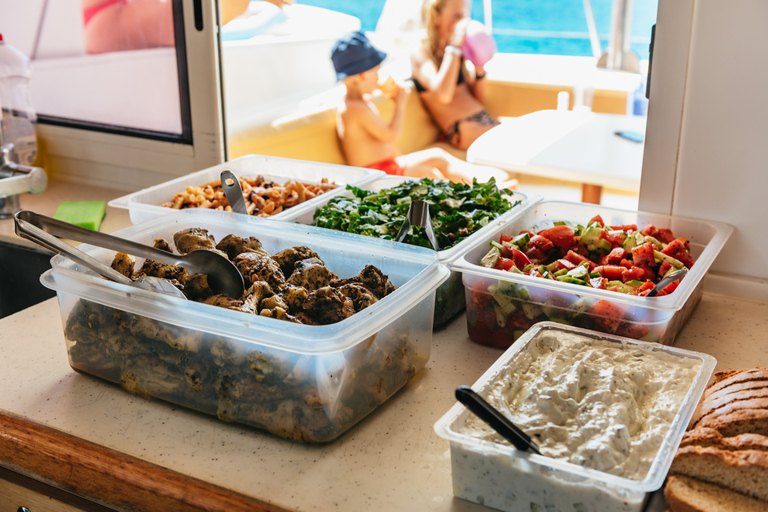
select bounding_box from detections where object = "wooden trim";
[0,410,293,512]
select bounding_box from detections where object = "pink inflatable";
[461,20,497,68]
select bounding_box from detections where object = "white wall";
[641,0,768,282]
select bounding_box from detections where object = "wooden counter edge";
[0,409,294,512]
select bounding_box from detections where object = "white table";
[467,109,646,203]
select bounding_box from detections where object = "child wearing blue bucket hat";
[331,32,514,185]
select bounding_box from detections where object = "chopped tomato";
[656,279,681,296]
[601,230,626,247]
[500,241,514,258]
[511,248,531,270]
[499,234,513,243]
[537,225,575,249]
[470,282,492,309]
[525,247,546,263]
[589,215,605,227]
[556,258,577,270]
[603,247,626,265]
[591,299,624,333]
[655,228,675,244]
[589,277,608,289]
[598,265,625,280]
[495,257,516,272]
[610,224,638,233]
[661,239,694,267]
[625,265,655,282]
[616,322,649,339]
[641,223,658,237]
[528,234,555,253]
[631,242,656,267]
[657,260,673,278]
[619,258,634,269]
[565,250,591,268]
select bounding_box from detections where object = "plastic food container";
[108,155,383,225]
[452,201,732,347]
[40,209,449,443]
[280,176,540,328]
[434,322,716,512]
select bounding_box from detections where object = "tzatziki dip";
[462,331,701,480]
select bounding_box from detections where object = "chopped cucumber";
[557,276,587,285]
[640,331,659,343]
[481,247,501,268]
[624,279,645,288]
[521,302,542,319]
[493,302,516,327]
[511,232,530,247]
[654,250,685,269]
[643,235,664,250]
[580,226,603,246]
[567,266,589,279]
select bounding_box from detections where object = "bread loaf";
[664,474,768,512]
[695,409,768,437]
[669,446,768,501]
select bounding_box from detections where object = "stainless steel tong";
[395,199,439,251]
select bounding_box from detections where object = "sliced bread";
[670,446,768,501]
[694,390,768,425]
[680,428,768,451]
[664,474,768,512]
[704,369,768,400]
[695,408,768,436]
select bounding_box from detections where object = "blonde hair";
[421,0,469,71]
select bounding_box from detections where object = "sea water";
[297,0,658,59]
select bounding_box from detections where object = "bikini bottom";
[443,110,500,147]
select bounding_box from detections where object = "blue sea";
[297,0,657,59]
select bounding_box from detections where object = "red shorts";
[364,157,405,176]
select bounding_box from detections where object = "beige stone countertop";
[1,179,767,511]
[2,291,768,511]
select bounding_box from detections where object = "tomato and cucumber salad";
[466,216,697,348]
[479,215,694,297]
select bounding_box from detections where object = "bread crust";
[704,369,768,400]
[665,474,768,512]
[695,408,768,436]
[694,388,768,425]
[680,428,768,451]
[670,446,768,501]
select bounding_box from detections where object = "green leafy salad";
[311,178,520,250]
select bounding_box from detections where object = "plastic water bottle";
[627,76,648,116]
[0,33,37,166]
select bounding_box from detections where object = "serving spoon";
[14,211,245,298]
[646,268,688,297]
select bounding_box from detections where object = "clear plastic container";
[452,200,733,347]
[279,176,540,328]
[434,322,716,512]
[0,33,37,166]
[40,209,449,443]
[108,155,384,225]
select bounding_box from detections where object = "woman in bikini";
[411,0,500,151]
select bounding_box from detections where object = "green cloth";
[53,201,107,231]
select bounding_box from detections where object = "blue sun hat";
[331,31,387,81]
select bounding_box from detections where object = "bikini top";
[411,66,465,93]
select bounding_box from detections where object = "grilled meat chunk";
[154,239,173,252]
[216,234,270,260]
[280,284,308,314]
[173,228,218,254]
[335,283,378,312]
[234,253,286,291]
[111,252,135,278]
[333,265,395,299]
[242,281,275,313]
[301,286,355,325]
[137,259,189,284]
[287,257,337,292]
[184,273,214,301]
[203,294,256,314]
[271,246,321,277]
[259,306,301,323]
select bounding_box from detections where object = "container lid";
[42,209,450,354]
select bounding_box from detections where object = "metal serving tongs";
[14,211,245,299]
[395,200,439,251]
[646,268,688,297]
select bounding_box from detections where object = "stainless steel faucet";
[0,142,47,219]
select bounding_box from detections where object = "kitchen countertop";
[1,180,767,511]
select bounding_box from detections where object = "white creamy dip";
[461,331,701,481]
